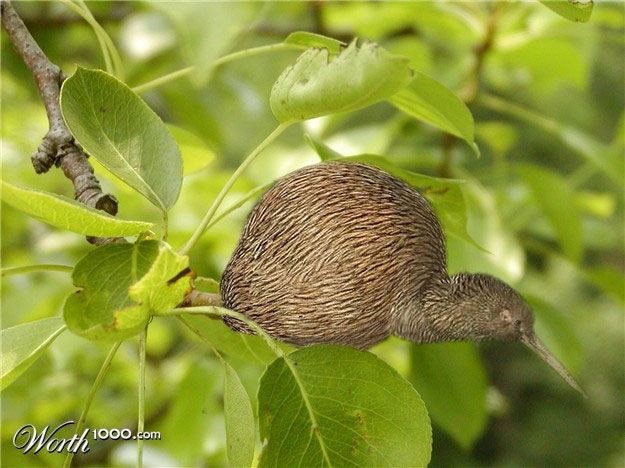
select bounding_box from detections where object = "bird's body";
[220,161,584,394]
[221,161,447,348]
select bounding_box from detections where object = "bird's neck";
[391,274,484,344]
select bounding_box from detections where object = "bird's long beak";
[521,333,587,397]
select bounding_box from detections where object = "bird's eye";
[514,319,521,327]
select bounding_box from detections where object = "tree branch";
[179,289,222,309]
[1,0,121,245]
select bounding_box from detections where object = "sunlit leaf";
[540,0,593,23]
[389,73,479,155]
[0,317,66,390]
[258,345,432,467]
[0,181,152,237]
[61,67,182,211]
[182,314,280,365]
[475,121,519,156]
[446,180,526,283]
[128,242,192,315]
[223,361,255,468]
[271,39,413,122]
[168,125,215,175]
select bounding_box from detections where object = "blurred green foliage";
[2,1,623,466]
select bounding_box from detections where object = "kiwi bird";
[220,161,584,394]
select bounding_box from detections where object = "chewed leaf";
[128,242,192,315]
[540,0,593,23]
[63,240,189,341]
[61,67,182,211]
[64,241,157,341]
[284,31,345,54]
[271,39,413,122]
[1,181,152,237]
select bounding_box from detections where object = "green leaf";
[584,265,625,306]
[558,126,624,187]
[518,165,583,263]
[64,240,189,341]
[1,317,66,390]
[306,139,482,250]
[156,359,217,464]
[258,345,432,467]
[156,3,261,86]
[182,315,280,365]
[446,180,526,283]
[0,181,152,237]
[409,342,488,449]
[128,242,192,315]
[540,0,593,23]
[61,67,182,211]
[168,125,215,175]
[526,295,584,374]
[271,39,413,122]
[223,361,255,468]
[480,94,622,187]
[284,31,345,54]
[389,73,479,155]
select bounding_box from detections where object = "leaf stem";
[63,341,122,468]
[1,264,73,276]
[202,182,273,232]
[161,210,169,242]
[178,315,222,355]
[178,122,291,255]
[132,43,302,94]
[59,0,124,79]
[137,327,147,468]
[131,67,193,95]
[178,290,222,308]
[213,42,302,68]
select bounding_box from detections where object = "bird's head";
[448,273,534,341]
[448,273,585,396]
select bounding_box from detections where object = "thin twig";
[439,2,501,177]
[1,0,121,245]
[178,289,222,308]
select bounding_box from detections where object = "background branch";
[1,0,120,245]
[439,2,501,178]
